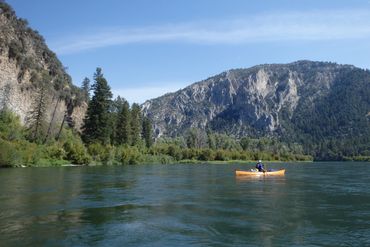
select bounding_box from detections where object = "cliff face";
[0,3,86,133]
[143,61,369,141]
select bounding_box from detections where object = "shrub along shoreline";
[0,138,314,168]
[3,108,370,168]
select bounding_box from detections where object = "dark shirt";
[256,162,264,172]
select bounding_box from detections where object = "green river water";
[0,162,370,246]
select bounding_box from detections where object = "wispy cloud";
[112,82,186,104]
[52,9,370,55]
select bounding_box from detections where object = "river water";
[0,162,370,246]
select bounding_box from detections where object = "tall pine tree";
[142,116,153,148]
[115,99,131,145]
[110,96,125,144]
[81,77,90,102]
[130,103,142,146]
[82,68,112,145]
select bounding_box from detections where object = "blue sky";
[7,0,370,103]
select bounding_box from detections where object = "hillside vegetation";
[143,61,370,161]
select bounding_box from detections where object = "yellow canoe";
[235,169,285,176]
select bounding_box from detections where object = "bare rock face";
[143,61,357,138]
[0,3,86,133]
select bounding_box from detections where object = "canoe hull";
[235,169,285,176]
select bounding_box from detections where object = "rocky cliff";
[0,2,86,134]
[143,61,370,146]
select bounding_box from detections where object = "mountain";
[0,2,86,132]
[143,60,370,158]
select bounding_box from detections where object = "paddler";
[255,160,266,172]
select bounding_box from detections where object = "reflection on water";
[1,163,370,246]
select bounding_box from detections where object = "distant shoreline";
[9,160,370,169]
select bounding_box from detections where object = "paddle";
[262,163,267,173]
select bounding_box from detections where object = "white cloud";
[112,82,186,104]
[51,9,370,55]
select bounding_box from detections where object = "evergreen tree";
[115,99,131,145]
[82,68,113,145]
[109,96,124,144]
[111,96,125,113]
[81,77,90,101]
[142,117,153,148]
[26,73,49,143]
[130,103,142,146]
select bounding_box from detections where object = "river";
[1,162,370,246]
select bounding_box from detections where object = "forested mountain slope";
[143,61,370,159]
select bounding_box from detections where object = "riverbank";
[4,158,370,168]
[0,150,370,168]
[0,158,322,168]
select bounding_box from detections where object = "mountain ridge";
[143,60,370,158]
[143,60,358,136]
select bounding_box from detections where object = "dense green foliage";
[286,68,370,160]
[0,109,88,167]
[81,68,113,144]
[130,103,142,146]
[154,132,312,162]
[142,117,153,148]
[0,109,24,141]
[115,98,131,145]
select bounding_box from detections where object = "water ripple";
[1,162,370,246]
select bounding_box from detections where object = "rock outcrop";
[143,60,368,140]
[0,2,86,134]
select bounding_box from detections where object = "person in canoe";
[255,160,266,172]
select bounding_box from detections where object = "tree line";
[80,68,153,148]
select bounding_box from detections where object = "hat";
[258,160,262,162]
